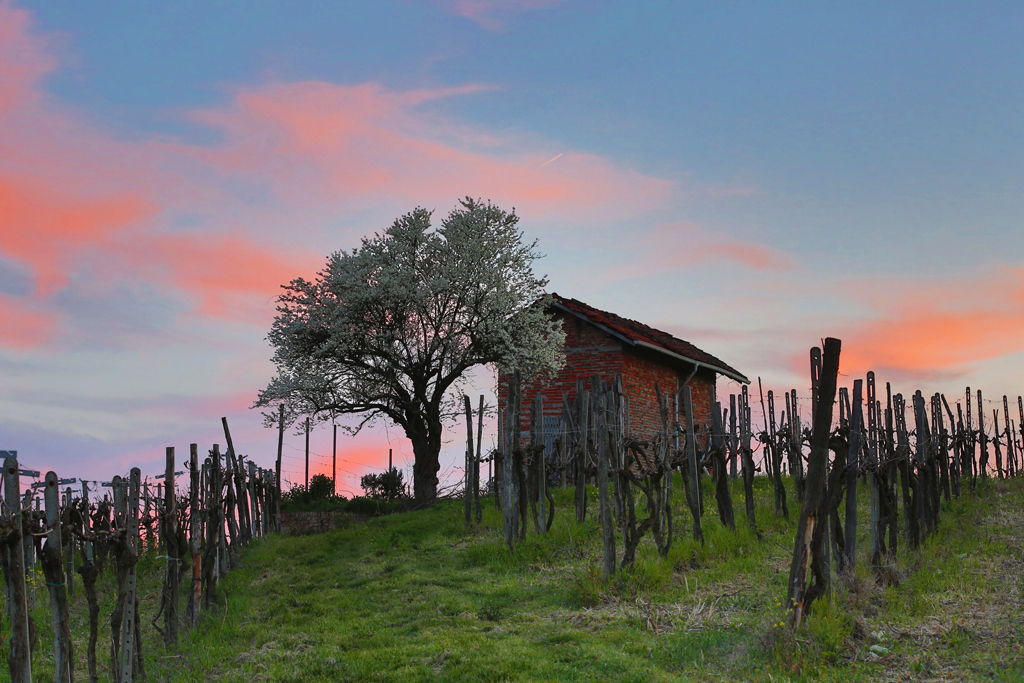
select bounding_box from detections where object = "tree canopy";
[255,198,564,504]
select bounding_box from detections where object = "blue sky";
[2,0,1023,492]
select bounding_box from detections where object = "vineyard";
[0,419,278,682]
[2,338,1024,681]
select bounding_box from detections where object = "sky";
[2,0,1023,496]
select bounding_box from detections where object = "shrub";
[360,467,408,500]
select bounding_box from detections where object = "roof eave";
[633,340,750,385]
[553,301,750,385]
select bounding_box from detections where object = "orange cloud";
[831,267,1024,381]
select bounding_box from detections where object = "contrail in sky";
[539,153,563,168]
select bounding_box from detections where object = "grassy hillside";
[156,476,1024,683]
[15,476,1024,682]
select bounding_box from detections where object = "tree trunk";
[410,422,442,506]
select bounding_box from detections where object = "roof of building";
[549,294,750,384]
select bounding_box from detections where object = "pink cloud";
[436,0,569,29]
[0,2,673,348]
[0,294,55,347]
[181,80,671,222]
[0,1,55,116]
[600,220,793,284]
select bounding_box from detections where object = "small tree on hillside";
[256,198,564,505]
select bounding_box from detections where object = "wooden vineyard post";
[934,395,951,501]
[842,379,862,572]
[787,337,841,629]
[912,393,933,538]
[683,385,704,544]
[992,409,1004,479]
[1019,397,1024,476]
[880,385,897,557]
[866,373,882,567]
[977,390,988,481]
[966,387,976,488]
[247,460,259,539]
[276,404,284,532]
[223,418,251,547]
[189,444,202,629]
[4,456,33,683]
[653,383,674,556]
[729,394,739,480]
[43,471,74,683]
[475,395,484,524]
[595,378,616,579]
[503,370,521,550]
[78,478,102,683]
[534,395,549,533]
[495,407,503,509]
[542,395,553,532]
[741,384,757,531]
[711,401,735,531]
[164,447,180,647]
[612,378,626,530]
[575,379,590,524]
[788,389,805,502]
[1003,396,1016,477]
[759,378,774,484]
[894,394,919,549]
[120,467,142,683]
[219,443,239,566]
[464,395,475,527]
[768,390,788,517]
[204,449,222,608]
[64,486,74,599]
[941,395,961,499]
[559,395,572,491]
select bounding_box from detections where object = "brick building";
[497,294,749,452]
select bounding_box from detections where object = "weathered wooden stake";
[119,467,142,683]
[741,384,757,531]
[43,471,73,683]
[464,395,475,527]
[595,378,616,579]
[475,395,484,523]
[711,401,735,531]
[189,444,201,629]
[843,379,862,570]
[683,385,704,544]
[276,404,284,532]
[164,446,179,647]
[787,337,840,628]
[4,456,33,683]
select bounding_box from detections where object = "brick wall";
[497,311,720,450]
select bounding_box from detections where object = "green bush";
[360,467,408,500]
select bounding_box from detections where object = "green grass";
[8,475,1024,682]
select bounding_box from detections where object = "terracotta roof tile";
[550,293,749,383]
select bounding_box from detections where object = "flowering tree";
[256,198,565,504]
